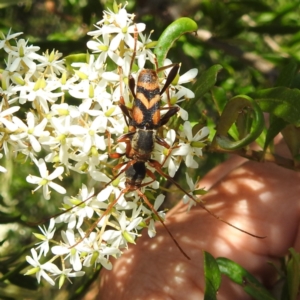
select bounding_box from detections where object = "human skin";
[97,149,300,299]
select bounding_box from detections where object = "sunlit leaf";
[254,87,300,126]
[154,18,198,68]
[212,95,264,150]
[204,251,221,300]
[211,86,228,115]
[217,257,275,300]
[194,65,223,100]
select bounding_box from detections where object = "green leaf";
[286,248,300,300]
[263,116,287,152]
[212,95,265,150]
[275,60,298,88]
[254,87,300,126]
[182,65,223,122]
[194,65,224,100]
[0,211,22,224]
[203,251,221,300]
[154,18,198,69]
[273,2,300,21]
[211,86,228,115]
[65,53,88,71]
[216,257,275,300]
[250,25,300,35]
[236,107,252,139]
[227,0,271,13]
[8,273,38,290]
[282,125,300,158]
[0,0,21,8]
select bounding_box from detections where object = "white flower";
[87,33,124,67]
[182,173,198,211]
[42,116,74,164]
[71,54,100,82]
[0,105,20,132]
[162,59,198,120]
[101,211,142,248]
[88,7,144,51]
[136,31,155,68]
[68,150,108,174]
[55,184,96,229]
[36,49,65,76]
[11,112,49,152]
[144,194,166,238]
[154,129,189,177]
[34,218,56,256]
[86,98,124,135]
[94,173,127,208]
[51,229,82,271]
[11,2,209,288]
[26,158,66,200]
[25,248,56,286]
[13,77,64,113]
[179,121,209,168]
[47,264,85,288]
[70,117,107,153]
[164,59,198,99]
[103,18,145,51]
[79,231,120,270]
[0,29,23,51]
[50,103,80,119]
[8,39,41,72]
[0,71,19,104]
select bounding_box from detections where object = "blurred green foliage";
[1,0,300,299]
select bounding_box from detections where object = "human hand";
[97,153,300,300]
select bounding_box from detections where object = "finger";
[98,156,300,299]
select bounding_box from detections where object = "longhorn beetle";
[59,24,264,261]
[114,23,181,162]
[24,9,267,289]
[114,64,180,162]
[101,26,265,258]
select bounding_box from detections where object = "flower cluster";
[0,3,209,286]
